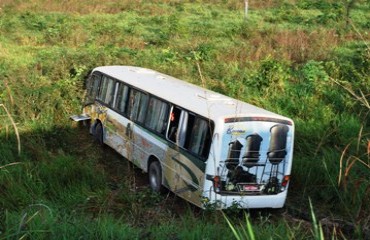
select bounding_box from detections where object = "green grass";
[0,1,369,239]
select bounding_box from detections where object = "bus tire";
[94,123,104,146]
[149,161,164,193]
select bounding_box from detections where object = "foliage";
[0,0,369,239]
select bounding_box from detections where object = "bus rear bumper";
[203,190,288,209]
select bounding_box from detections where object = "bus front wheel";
[149,161,164,193]
[94,123,104,146]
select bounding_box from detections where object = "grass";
[0,0,369,239]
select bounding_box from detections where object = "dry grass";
[219,28,340,63]
[335,76,370,188]
[0,104,21,155]
[338,135,370,188]
[0,0,304,14]
[1,0,125,14]
[250,0,288,9]
[272,28,340,63]
[0,0,174,14]
[211,0,294,10]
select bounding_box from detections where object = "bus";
[71,66,295,209]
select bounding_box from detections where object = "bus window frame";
[96,75,117,106]
[85,72,102,105]
[144,96,170,137]
[127,88,149,124]
[90,70,215,161]
[166,105,214,161]
[114,82,131,116]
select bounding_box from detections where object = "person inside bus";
[168,110,180,142]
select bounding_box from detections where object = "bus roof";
[93,66,292,124]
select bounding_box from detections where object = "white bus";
[71,66,295,209]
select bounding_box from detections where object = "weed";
[0,0,369,238]
[0,104,20,155]
[309,199,325,240]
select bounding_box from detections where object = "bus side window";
[145,97,169,135]
[167,107,181,143]
[105,78,115,106]
[97,76,108,102]
[86,73,101,104]
[168,108,212,159]
[115,83,130,114]
[128,89,149,123]
[97,76,105,101]
[185,117,212,159]
[97,76,115,106]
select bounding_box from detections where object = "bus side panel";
[164,147,206,208]
[83,103,107,134]
[131,125,167,171]
[103,109,134,160]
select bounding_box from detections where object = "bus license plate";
[239,184,260,192]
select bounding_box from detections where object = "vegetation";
[0,0,369,239]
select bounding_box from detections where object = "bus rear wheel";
[149,161,164,193]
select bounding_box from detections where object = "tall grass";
[0,0,369,239]
[222,209,327,240]
[0,104,20,155]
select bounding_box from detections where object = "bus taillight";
[281,175,290,187]
[213,176,221,192]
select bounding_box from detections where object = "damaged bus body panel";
[71,66,294,209]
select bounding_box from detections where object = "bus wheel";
[94,123,104,146]
[149,161,164,193]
